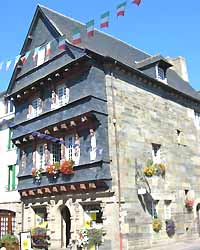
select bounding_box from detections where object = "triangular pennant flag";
[33,47,40,62]
[133,0,141,6]
[72,28,81,45]
[14,55,21,68]
[100,11,110,28]
[117,2,127,16]
[58,35,67,50]
[86,20,95,38]
[21,51,30,64]
[46,41,52,57]
[0,62,3,71]
[6,60,12,71]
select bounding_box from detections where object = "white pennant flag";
[6,60,12,71]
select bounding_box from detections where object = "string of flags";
[0,0,142,73]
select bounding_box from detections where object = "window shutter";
[64,87,69,104]
[51,90,56,104]
[44,143,51,166]
[11,165,16,190]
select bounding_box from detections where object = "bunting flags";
[133,0,141,6]
[100,11,110,28]
[86,20,95,38]
[46,42,52,57]
[58,35,67,50]
[117,2,127,17]
[0,62,3,71]
[33,47,40,62]
[14,55,21,68]
[21,51,30,64]
[72,28,81,45]
[0,0,144,75]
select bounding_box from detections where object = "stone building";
[0,92,21,238]
[6,5,200,250]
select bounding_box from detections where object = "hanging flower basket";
[60,160,75,175]
[46,162,60,179]
[77,227,104,249]
[31,227,49,248]
[165,219,175,237]
[31,168,43,183]
[152,218,162,232]
[143,160,166,177]
[185,198,194,211]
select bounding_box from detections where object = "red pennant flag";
[133,0,141,6]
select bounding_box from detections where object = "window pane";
[158,67,165,80]
[51,144,61,163]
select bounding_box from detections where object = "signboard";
[20,231,32,250]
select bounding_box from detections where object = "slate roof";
[38,5,199,101]
[135,54,172,69]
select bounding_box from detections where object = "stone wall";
[105,70,200,249]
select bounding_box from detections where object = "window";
[51,143,61,164]
[0,210,16,238]
[36,145,45,169]
[156,66,166,81]
[194,112,200,127]
[28,98,42,119]
[152,143,161,164]
[83,204,103,229]
[8,129,15,150]
[37,47,46,66]
[5,100,14,114]
[65,135,75,161]
[51,85,69,109]
[8,165,17,191]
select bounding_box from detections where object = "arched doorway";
[196,204,200,236]
[61,206,71,248]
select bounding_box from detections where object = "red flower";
[60,160,74,175]
[31,168,36,176]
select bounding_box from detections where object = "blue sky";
[0,0,199,92]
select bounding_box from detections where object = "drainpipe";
[109,61,123,250]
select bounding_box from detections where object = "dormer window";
[156,66,166,81]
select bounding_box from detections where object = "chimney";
[167,56,189,82]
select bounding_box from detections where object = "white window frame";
[6,100,15,114]
[36,144,45,169]
[51,85,69,109]
[152,143,161,164]
[28,98,42,119]
[50,143,61,164]
[156,65,167,83]
[65,135,75,161]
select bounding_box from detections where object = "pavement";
[151,239,200,250]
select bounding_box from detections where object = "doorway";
[61,206,71,248]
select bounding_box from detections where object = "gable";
[7,6,85,95]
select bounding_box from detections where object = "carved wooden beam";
[31,86,36,91]
[61,123,68,129]
[70,185,76,191]
[44,130,50,134]
[80,184,87,190]
[28,190,35,196]
[52,186,59,193]
[44,187,51,194]
[70,121,76,127]
[29,135,34,141]
[23,137,28,142]
[53,126,59,132]
[37,189,43,195]
[21,191,28,197]
[15,140,21,145]
[89,183,96,189]
[17,94,21,99]
[60,185,67,192]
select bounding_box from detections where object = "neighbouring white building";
[0,91,22,238]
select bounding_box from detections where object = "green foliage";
[31,227,48,236]
[0,234,19,245]
[87,228,104,246]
